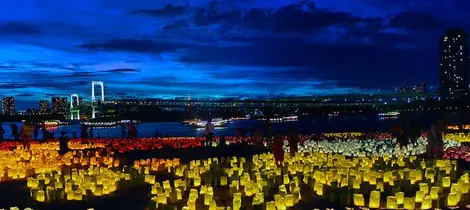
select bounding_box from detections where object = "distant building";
[39,100,49,114]
[439,28,469,102]
[52,97,68,115]
[396,83,427,93]
[2,97,15,115]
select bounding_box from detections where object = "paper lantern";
[404,197,415,210]
[419,183,429,194]
[386,196,397,209]
[353,194,365,207]
[415,191,425,203]
[421,196,432,209]
[395,192,404,205]
[266,201,276,210]
[447,192,460,206]
[430,186,439,200]
[369,191,380,208]
[451,183,460,193]
[443,176,451,188]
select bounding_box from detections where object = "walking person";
[205,119,215,147]
[288,128,299,157]
[41,123,48,142]
[89,126,94,139]
[10,124,19,141]
[33,123,40,141]
[427,119,444,158]
[273,131,284,166]
[59,131,69,155]
[120,124,126,138]
[20,121,34,151]
[0,122,4,142]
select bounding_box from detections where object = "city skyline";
[1,0,470,110]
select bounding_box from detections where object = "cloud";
[0,21,41,35]
[104,68,140,73]
[389,11,445,30]
[78,39,188,53]
[15,93,35,97]
[131,5,188,17]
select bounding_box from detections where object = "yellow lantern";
[395,192,404,205]
[386,196,397,209]
[421,196,432,209]
[369,191,380,208]
[403,197,415,210]
[353,194,365,207]
[430,186,439,200]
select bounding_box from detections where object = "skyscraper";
[39,100,49,114]
[2,97,15,115]
[52,97,68,115]
[439,28,469,103]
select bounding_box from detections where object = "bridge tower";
[70,94,80,120]
[91,81,104,119]
[186,94,192,112]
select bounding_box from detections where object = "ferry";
[80,120,140,128]
[190,118,228,129]
[43,120,72,129]
[265,116,298,123]
[378,111,400,117]
[328,112,340,117]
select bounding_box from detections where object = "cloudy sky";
[0,0,469,109]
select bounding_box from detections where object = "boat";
[328,112,339,117]
[378,111,400,117]
[80,121,118,128]
[43,120,72,129]
[266,116,298,123]
[190,118,228,129]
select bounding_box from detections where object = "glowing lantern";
[447,192,460,206]
[386,196,397,209]
[353,194,365,207]
[430,186,439,200]
[443,176,451,188]
[368,191,380,208]
[421,196,432,209]
[403,197,415,210]
[395,192,404,205]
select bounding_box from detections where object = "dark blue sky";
[1,0,470,109]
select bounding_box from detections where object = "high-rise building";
[52,97,68,114]
[2,97,15,115]
[439,28,469,102]
[39,100,49,114]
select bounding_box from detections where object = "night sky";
[1,0,470,110]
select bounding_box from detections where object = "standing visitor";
[20,121,34,150]
[427,119,444,158]
[59,131,69,155]
[154,129,160,138]
[80,125,88,139]
[205,119,215,146]
[33,123,40,141]
[0,122,4,142]
[128,122,137,139]
[253,128,262,146]
[121,124,126,138]
[89,126,94,139]
[288,128,299,157]
[41,123,48,142]
[273,131,284,166]
[10,124,19,141]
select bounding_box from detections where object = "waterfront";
[1,114,440,139]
